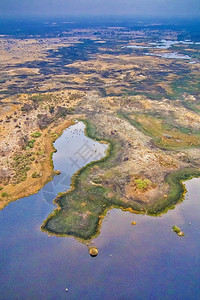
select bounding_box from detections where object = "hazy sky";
[0,0,200,18]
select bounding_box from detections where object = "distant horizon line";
[0,15,200,22]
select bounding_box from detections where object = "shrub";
[31,132,41,138]
[172,225,181,233]
[2,192,8,197]
[134,178,152,190]
[49,106,54,114]
[31,172,41,178]
[28,139,36,148]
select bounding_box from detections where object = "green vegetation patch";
[31,132,42,138]
[169,74,200,100]
[134,179,152,190]
[172,225,181,233]
[1,192,9,198]
[172,225,184,236]
[27,139,36,149]
[118,111,200,150]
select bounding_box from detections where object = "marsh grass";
[147,168,200,215]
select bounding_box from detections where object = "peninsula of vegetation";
[1,23,200,240]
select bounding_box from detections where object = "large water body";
[0,122,200,300]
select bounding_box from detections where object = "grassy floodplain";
[117,111,200,150]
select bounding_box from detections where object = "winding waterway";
[0,122,200,300]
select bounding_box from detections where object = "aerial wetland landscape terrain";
[0,19,200,299]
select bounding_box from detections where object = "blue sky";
[0,0,200,18]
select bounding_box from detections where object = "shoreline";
[41,119,200,241]
[0,119,74,210]
[1,115,200,240]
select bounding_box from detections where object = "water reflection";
[146,52,191,60]
[41,121,107,205]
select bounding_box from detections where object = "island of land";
[0,21,200,240]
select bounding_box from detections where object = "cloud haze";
[0,0,199,18]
